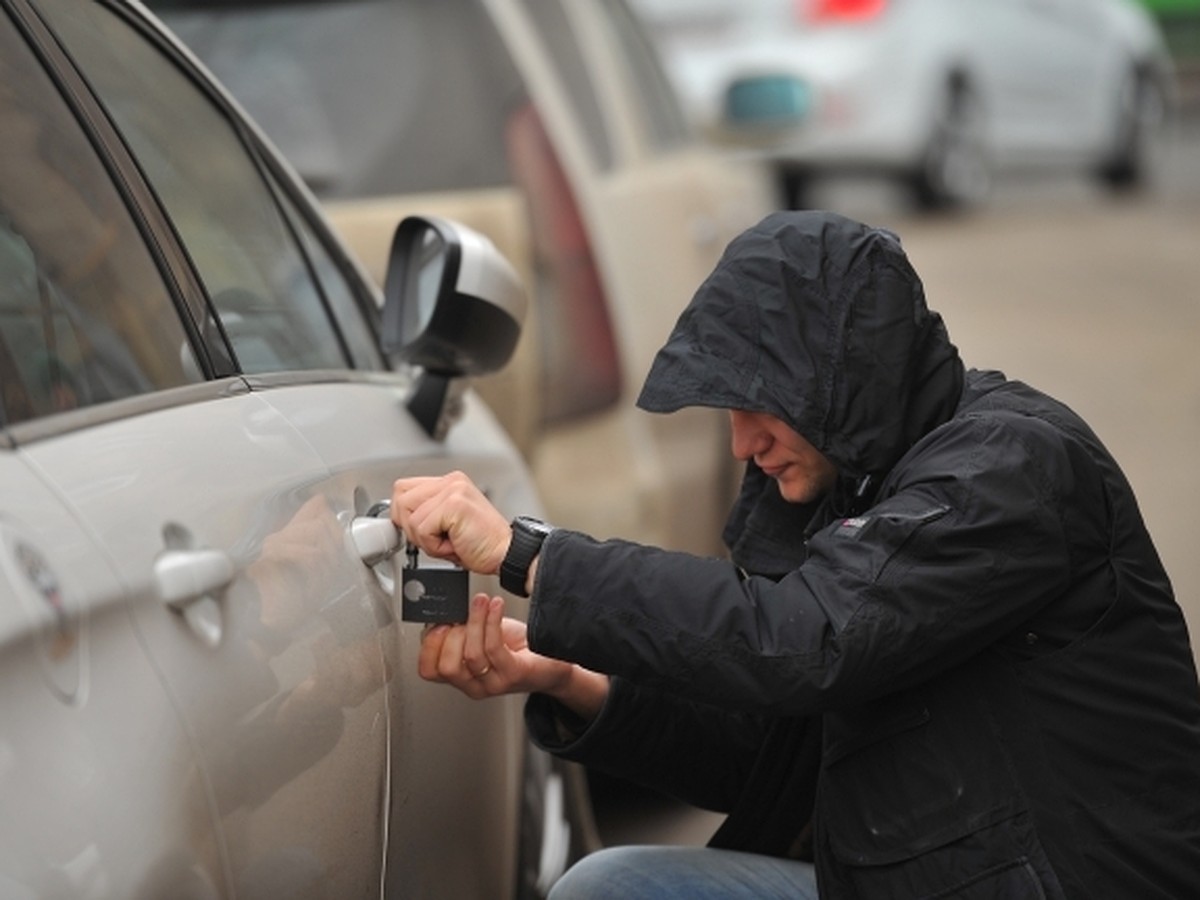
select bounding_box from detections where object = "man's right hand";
[390,471,511,575]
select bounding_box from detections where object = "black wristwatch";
[499,516,555,597]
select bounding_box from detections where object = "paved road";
[600,113,1200,850]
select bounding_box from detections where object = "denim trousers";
[547,845,820,899]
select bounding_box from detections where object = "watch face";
[515,516,553,537]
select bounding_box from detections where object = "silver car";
[0,0,587,896]
[633,0,1176,210]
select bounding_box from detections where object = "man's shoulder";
[956,369,1083,434]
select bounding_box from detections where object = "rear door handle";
[155,547,235,610]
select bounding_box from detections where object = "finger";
[461,593,493,678]
[399,491,463,564]
[390,477,447,539]
[465,601,510,698]
[434,623,471,684]
[418,623,490,700]
[417,625,451,682]
[482,596,511,661]
[481,597,524,687]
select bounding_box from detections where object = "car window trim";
[1,376,252,446]
[123,0,388,369]
[239,369,411,393]
[22,0,386,378]
[0,365,413,446]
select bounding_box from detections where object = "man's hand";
[391,471,511,574]
[420,593,610,721]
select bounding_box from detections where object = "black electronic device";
[400,544,469,624]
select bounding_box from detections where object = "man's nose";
[729,411,765,461]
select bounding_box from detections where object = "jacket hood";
[637,211,963,481]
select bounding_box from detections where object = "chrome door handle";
[351,502,402,567]
[155,547,235,610]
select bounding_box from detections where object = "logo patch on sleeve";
[838,516,869,535]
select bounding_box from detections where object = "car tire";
[779,167,814,210]
[908,80,991,212]
[516,744,601,899]
[1096,66,1167,192]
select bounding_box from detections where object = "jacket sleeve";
[524,676,771,813]
[527,413,1078,715]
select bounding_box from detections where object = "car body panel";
[253,379,541,898]
[0,451,226,899]
[21,388,393,898]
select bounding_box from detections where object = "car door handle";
[351,501,402,567]
[155,547,236,610]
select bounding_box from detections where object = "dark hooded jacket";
[523,211,1200,898]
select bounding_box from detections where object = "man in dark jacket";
[392,211,1200,898]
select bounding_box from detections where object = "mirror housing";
[382,216,526,438]
[382,215,525,377]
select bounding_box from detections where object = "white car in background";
[150,0,777,560]
[631,0,1176,210]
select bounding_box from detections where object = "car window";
[149,0,530,201]
[598,0,692,151]
[37,0,381,374]
[515,0,616,172]
[0,9,196,427]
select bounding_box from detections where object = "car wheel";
[515,744,600,899]
[908,81,990,212]
[779,167,814,210]
[1096,67,1167,192]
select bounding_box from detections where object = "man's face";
[729,410,838,504]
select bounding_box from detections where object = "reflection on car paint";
[0,526,81,703]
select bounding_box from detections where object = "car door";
[0,5,226,894]
[19,2,394,897]
[1015,0,1103,155]
[972,0,1101,161]
[0,459,226,899]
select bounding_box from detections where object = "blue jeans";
[547,846,819,899]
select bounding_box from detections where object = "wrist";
[546,664,609,724]
[524,556,539,597]
[499,516,554,597]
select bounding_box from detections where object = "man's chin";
[775,476,829,506]
[774,478,806,505]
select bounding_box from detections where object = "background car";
[148,0,778,560]
[629,0,1177,210]
[0,0,588,896]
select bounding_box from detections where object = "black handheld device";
[400,545,469,624]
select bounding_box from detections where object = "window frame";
[80,0,388,372]
[2,0,391,445]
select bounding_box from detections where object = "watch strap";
[499,517,552,597]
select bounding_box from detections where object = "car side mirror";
[382,215,526,439]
